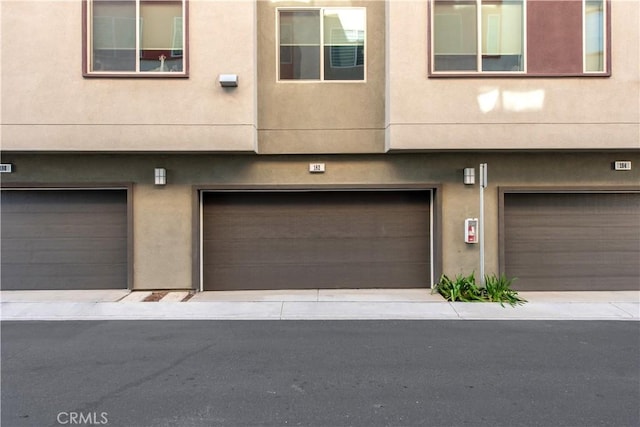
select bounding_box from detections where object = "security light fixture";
[219,74,238,87]
[463,168,475,185]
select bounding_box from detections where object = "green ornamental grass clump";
[433,272,526,307]
[483,273,525,306]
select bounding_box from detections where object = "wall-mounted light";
[463,168,475,185]
[219,74,238,87]
[154,168,167,186]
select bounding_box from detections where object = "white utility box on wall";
[465,218,479,244]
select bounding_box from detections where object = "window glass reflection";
[92,0,136,71]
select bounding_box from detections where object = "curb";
[1,301,638,322]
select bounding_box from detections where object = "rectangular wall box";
[614,161,632,171]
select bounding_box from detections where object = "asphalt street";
[2,320,639,427]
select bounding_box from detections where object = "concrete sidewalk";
[0,289,638,321]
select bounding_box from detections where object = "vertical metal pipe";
[479,163,487,285]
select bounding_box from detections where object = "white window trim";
[276,7,367,83]
[86,0,187,76]
[430,0,528,75]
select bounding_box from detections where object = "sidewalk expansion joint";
[448,302,463,319]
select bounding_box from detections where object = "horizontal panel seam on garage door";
[498,186,640,195]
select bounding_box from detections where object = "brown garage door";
[503,192,640,291]
[202,191,432,290]
[1,189,129,290]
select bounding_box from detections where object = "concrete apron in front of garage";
[0,289,638,321]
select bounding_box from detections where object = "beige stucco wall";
[257,0,386,154]
[133,185,193,289]
[4,0,637,154]
[386,0,640,151]
[3,152,638,289]
[0,0,257,152]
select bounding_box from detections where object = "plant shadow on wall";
[433,272,526,307]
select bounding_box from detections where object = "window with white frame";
[430,0,608,75]
[278,8,365,81]
[85,0,186,76]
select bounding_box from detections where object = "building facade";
[1,0,638,292]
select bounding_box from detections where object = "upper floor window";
[430,0,609,76]
[433,0,524,73]
[84,0,187,76]
[278,8,365,81]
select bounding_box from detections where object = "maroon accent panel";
[527,0,583,75]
